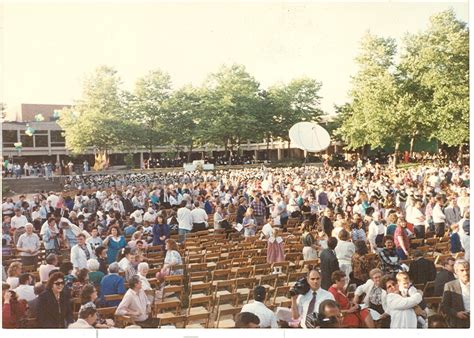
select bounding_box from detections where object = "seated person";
[234,312,260,328]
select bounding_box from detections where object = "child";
[449,223,463,254]
[396,272,427,328]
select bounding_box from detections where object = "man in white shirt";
[290,269,335,328]
[16,223,41,266]
[13,273,36,302]
[71,234,95,271]
[143,207,156,223]
[38,253,58,282]
[191,202,208,232]
[433,196,447,237]
[177,201,193,243]
[46,192,60,210]
[68,305,97,329]
[2,198,15,217]
[241,286,278,328]
[11,208,28,245]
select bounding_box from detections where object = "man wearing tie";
[445,197,462,228]
[290,269,335,328]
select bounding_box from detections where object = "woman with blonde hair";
[6,262,22,289]
[242,208,257,237]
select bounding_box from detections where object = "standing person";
[379,236,402,275]
[71,234,95,271]
[103,226,126,265]
[177,201,193,243]
[242,208,257,237]
[301,220,318,260]
[290,269,335,328]
[394,217,410,260]
[433,195,447,237]
[250,193,266,226]
[190,201,208,232]
[86,228,103,253]
[381,275,422,329]
[152,215,170,247]
[408,250,437,285]
[334,230,356,279]
[412,200,426,239]
[11,208,28,245]
[367,212,385,253]
[445,196,462,229]
[320,208,334,238]
[319,237,340,290]
[43,217,61,255]
[441,259,470,328]
[36,272,73,328]
[16,223,40,267]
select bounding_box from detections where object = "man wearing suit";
[445,198,462,227]
[408,250,437,285]
[434,256,456,296]
[441,259,470,328]
[319,237,340,290]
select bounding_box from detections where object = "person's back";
[100,273,125,306]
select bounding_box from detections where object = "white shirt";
[385,292,422,328]
[367,221,385,251]
[13,284,36,302]
[354,279,387,309]
[118,257,132,272]
[11,215,28,229]
[6,277,19,289]
[143,211,156,223]
[17,232,41,256]
[68,318,94,329]
[411,207,425,226]
[297,288,335,328]
[334,240,355,265]
[177,207,193,231]
[460,280,470,312]
[432,204,446,223]
[260,223,273,239]
[190,207,208,224]
[241,301,278,328]
[47,194,60,209]
[115,288,150,322]
[331,226,344,239]
[71,243,95,270]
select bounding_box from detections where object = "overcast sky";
[1,0,469,120]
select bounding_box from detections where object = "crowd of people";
[1,160,470,329]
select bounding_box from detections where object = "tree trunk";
[393,142,400,168]
[266,135,270,160]
[409,136,415,158]
[458,143,464,165]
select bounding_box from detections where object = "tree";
[167,85,204,161]
[200,64,261,162]
[338,32,404,165]
[400,9,469,159]
[131,69,172,156]
[268,77,324,144]
[57,66,139,157]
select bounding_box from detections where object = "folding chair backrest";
[164,274,184,285]
[160,315,186,328]
[212,269,231,281]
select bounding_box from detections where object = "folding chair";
[158,315,186,328]
[215,306,243,328]
[185,312,211,328]
[154,299,181,320]
[258,274,278,298]
[272,285,291,307]
[234,266,254,279]
[213,293,239,315]
[187,295,212,327]
[211,268,231,287]
[235,277,257,304]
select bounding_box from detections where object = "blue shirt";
[100,273,126,306]
[152,223,170,246]
[450,232,463,253]
[123,225,137,237]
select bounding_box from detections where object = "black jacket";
[319,248,339,290]
[36,289,73,328]
[434,269,456,296]
[408,258,437,285]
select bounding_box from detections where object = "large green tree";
[58,66,140,155]
[400,9,469,157]
[131,69,172,155]
[200,64,261,160]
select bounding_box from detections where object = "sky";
[1,0,469,120]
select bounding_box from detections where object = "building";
[2,104,343,168]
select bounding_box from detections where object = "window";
[50,130,65,147]
[35,135,49,147]
[2,130,18,147]
[20,132,34,147]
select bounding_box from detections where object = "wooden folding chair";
[185,312,211,328]
[189,281,212,300]
[187,294,212,327]
[104,294,124,304]
[234,266,254,279]
[213,293,239,315]
[211,268,231,287]
[235,277,257,304]
[424,296,443,314]
[215,306,243,328]
[272,261,290,284]
[216,259,233,269]
[423,280,436,297]
[97,306,118,319]
[154,299,181,320]
[299,259,320,272]
[164,274,184,286]
[258,274,278,297]
[162,284,184,304]
[272,285,291,307]
[287,271,307,286]
[159,315,186,328]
